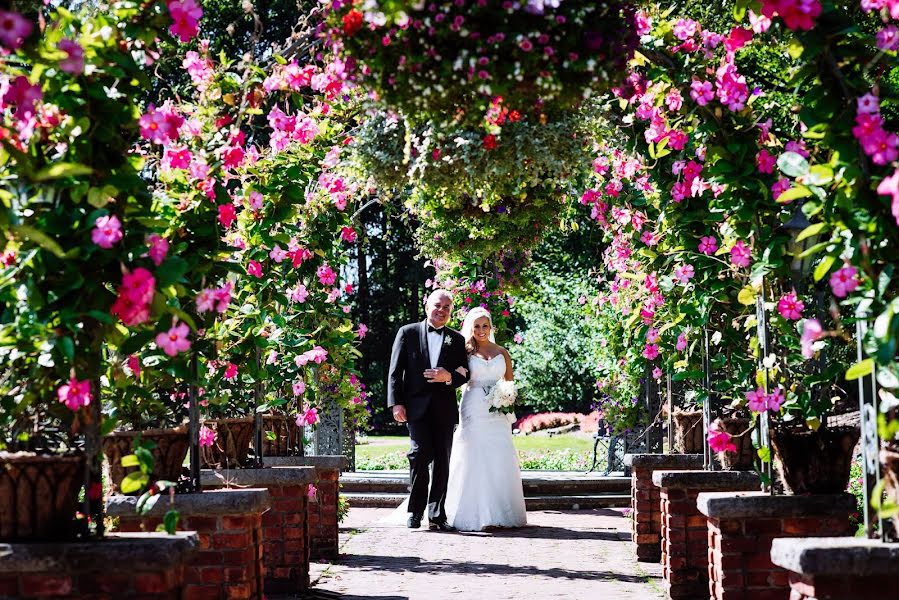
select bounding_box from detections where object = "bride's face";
[472,316,492,343]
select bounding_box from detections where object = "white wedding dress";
[444,354,528,531]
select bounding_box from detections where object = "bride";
[444,307,527,531]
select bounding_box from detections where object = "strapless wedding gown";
[444,354,527,531]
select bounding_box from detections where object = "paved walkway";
[307,507,665,600]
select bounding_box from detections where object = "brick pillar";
[771,537,899,600]
[201,466,315,595]
[652,470,760,599]
[698,492,856,600]
[107,488,270,600]
[0,532,196,599]
[623,453,704,562]
[264,455,346,559]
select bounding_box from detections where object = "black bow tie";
[428,325,444,334]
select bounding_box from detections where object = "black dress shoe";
[407,514,422,528]
[428,521,457,532]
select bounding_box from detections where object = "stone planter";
[201,417,255,469]
[0,532,197,599]
[771,425,860,495]
[715,418,755,471]
[0,452,85,541]
[672,409,703,454]
[102,426,189,494]
[255,415,300,457]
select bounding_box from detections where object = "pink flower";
[767,387,785,412]
[163,145,191,170]
[266,350,279,364]
[665,89,683,112]
[514,333,524,344]
[756,149,776,174]
[652,367,663,380]
[222,145,244,170]
[223,363,238,380]
[167,0,203,42]
[195,288,217,313]
[730,240,752,268]
[126,355,142,378]
[110,268,156,326]
[877,169,899,226]
[0,250,16,267]
[198,425,216,447]
[317,264,337,286]
[877,26,899,51]
[690,80,715,106]
[801,318,823,359]
[746,387,768,413]
[218,203,237,228]
[247,260,263,278]
[247,191,264,211]
[643,343,660,360]
[0,11,32,50]
[57,378,92,411]
[288,284,309,303]
[708,419,737,453]
[213,283,232,313]
[674,264,695,283]
[772,178,792,201]
[357,323,368,339]
[58,39,85,75]
[777,290,804,320]
[293,381,306,396]
[698,236,718,255]
[269,245,288,263]
[676,332,688,352]
[146,234,169,266]
[91,215,123,249]
[829,266,860,298]
[156,321,191,357]
[646,328,661,344]
[761,0,822,30]
[307,483,318,501]
[340,226,357,243]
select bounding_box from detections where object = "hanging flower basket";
[322,0,639,125]
[672,409,704,454]
[102,426,190,494]
[0,452,85,541]
[715,418,755,471]
[200,417,255,469]
[771,425,860,495]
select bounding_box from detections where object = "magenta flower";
[514,333,524,344]
[829,266,860,298]
[707,419,737,453]
[126,355,142,378]
[746,387,768,413]
[877,26,899,51]
[307,483,318,501]
[730,240,752,268]
[801,318,823,359]
[876,169,899,226]
[756,149,776,174]
[674,264,695,283]
[357,323,368,339]
[690,80,715,106]
[167,0,203,42]
[91,215,123,249]
[145,234,169,266]
[218,203,237,228]
[58,378,92,411]
[767,387,785,412]
[698,236,718,255]
[643,343,660,360]
[110,268,156,326]
[269,245,288,263]
[247,260,263,278]
[288,284,309,303]
[761,0,821,30]
[198,425,216,447]
[223,363,238,380]
[777,290,804,320]
[156,321,191,357]
[58,39,85,75]
[772,178,792,201]
[293,381,306,396]
[676,332,688,352]
[0,11,32,50]
[341,226,358,243]
[317,264,337,286]
[652,367,663,380]
[646,328,660,344]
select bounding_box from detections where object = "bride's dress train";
[444,354,527,531]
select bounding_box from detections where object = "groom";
[388,289,469,531]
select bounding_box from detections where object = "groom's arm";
[387,327,407,408]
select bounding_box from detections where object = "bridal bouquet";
[485,380,517,415]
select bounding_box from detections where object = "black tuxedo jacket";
[387,321,469,424]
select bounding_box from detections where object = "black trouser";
[406,404,455,523]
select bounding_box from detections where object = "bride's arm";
[501,348,513,381]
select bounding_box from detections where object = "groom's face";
[426,294,452,328]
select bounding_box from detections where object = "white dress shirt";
[427,326,444,369]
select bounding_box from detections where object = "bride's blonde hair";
[460,307,494,355]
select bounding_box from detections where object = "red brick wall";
[660,488,711,599]
[786,573,898,600]
[632,465,663,561]
[707,516,852,600]
[308,467,339,560]
[116,513,264,600]
[260,484,309,593]
[0,566,186,599]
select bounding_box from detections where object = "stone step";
[343,492,631,510]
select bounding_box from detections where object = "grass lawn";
[356,433,596,471]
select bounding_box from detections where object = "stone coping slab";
[696,491,856,519]
[200,465,315,487]
[263,455,346,470]
[771,537,899,576]
[107,487,271,518]
[0,546,9,559]
[652,469,761,491]
[0,532,197,572]
[624,453,704,469]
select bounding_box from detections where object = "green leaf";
[33,162,94,181]
[776,186,812,203]
[154,257,189,287]
[162,509,180,535]
[737,286,757,306]
[12,225,67,258]
[806,165,834,186]
[777,152,809,178]
[797,241,829,259]
[813,256,836,282]
[121,471,149,494]
[119,331,155,355]
[120,454,140,468]
[58,336,75,362]
[796,222,827,242]
[100,417,119,437]
[135,446,155,474]
[845,358,874,381]
[757,446,771,463]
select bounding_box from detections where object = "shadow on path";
[477,525,627,542]
[301,592,408,600]
[337,553,651,584]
